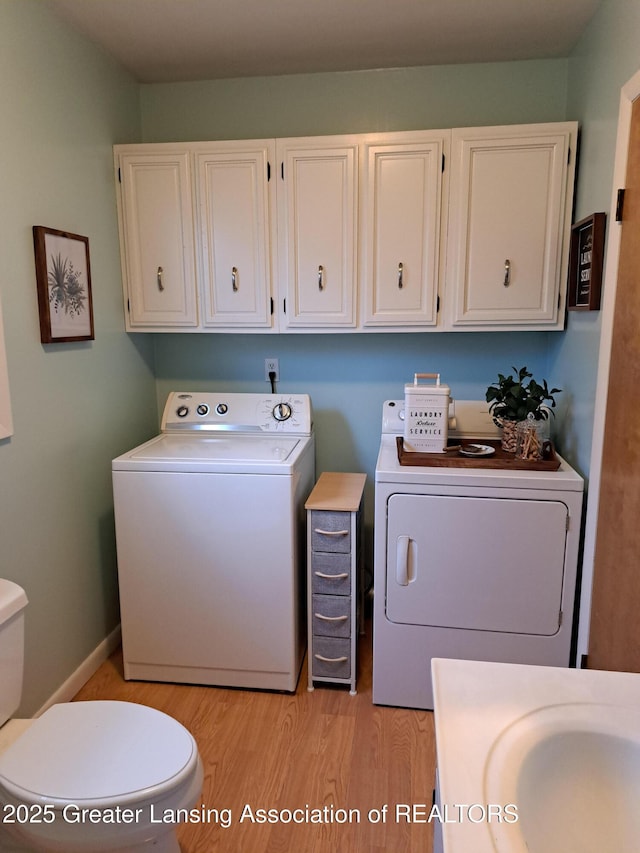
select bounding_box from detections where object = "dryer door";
[386,494,567,635]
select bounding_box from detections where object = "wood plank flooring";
[73,619,435,853]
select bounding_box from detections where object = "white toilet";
[0,579,204,853]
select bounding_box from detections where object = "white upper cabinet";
[195,141,275,329]
[116,149,198,329]
[444,122,578,330]
[361,132,448,327]
[277,137,358,329]
[114,121,578,333]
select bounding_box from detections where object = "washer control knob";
[176,405,189,418]
[272,402,292,422]
[216,403,228,415]
[196,404,210,416]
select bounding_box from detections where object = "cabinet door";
[196,142,275,328]
[446,123,577,329]
[277,139,358,328]
[361,134,447,326]
[116,150,198,329]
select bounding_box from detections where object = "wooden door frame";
[577,69,640,663]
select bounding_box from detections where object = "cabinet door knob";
[503,259,511,287]
[398,262,404,289]
[318,264,324,291]
[157,266,164,292]
[232,266,238,292]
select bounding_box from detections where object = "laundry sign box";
[403,374,450,452]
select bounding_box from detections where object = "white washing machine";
[112,391,315,692]
[373,400,584,710]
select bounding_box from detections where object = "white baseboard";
[35,624,122,717]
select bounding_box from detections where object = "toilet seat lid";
[0,701,198,806]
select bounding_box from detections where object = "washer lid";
[112,432,313,474]
[0,701,197,806]
[130,433,300,463]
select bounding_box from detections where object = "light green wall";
[141,14,640,489]
[2,0,637,714]
[141,59,572,540]
[141,59,569,140]
[552,0,640,477]
[0,1,157,714]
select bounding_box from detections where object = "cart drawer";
[311,510,351,553]
[312,594,351,638]
[311,636,351,679]
[310,552,351,595]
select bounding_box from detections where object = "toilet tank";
[0,580,28,726]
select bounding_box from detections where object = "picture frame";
[567,212,606,311]
[33,226,94,343]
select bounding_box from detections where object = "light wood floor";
[73,619,436,853]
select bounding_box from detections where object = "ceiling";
[47,0,603,84]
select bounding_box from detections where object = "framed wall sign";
[568,212,606,311]
[33,226,94,343]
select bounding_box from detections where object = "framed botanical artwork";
[567,213,606,311]
[33,226,94,343]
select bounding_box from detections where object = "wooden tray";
[396,437,561,471]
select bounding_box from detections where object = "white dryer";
[373,400,584,710]
[112,391,315,692]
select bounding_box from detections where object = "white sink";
[432,659,640,853]
[485,702,640,852]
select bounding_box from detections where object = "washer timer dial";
[272,402,292,422]
[256,395,310,432]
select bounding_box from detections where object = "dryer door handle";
[396,535,411,586]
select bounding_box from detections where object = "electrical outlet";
[265,358,279,381]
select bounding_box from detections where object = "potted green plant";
[485,366,561,452]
